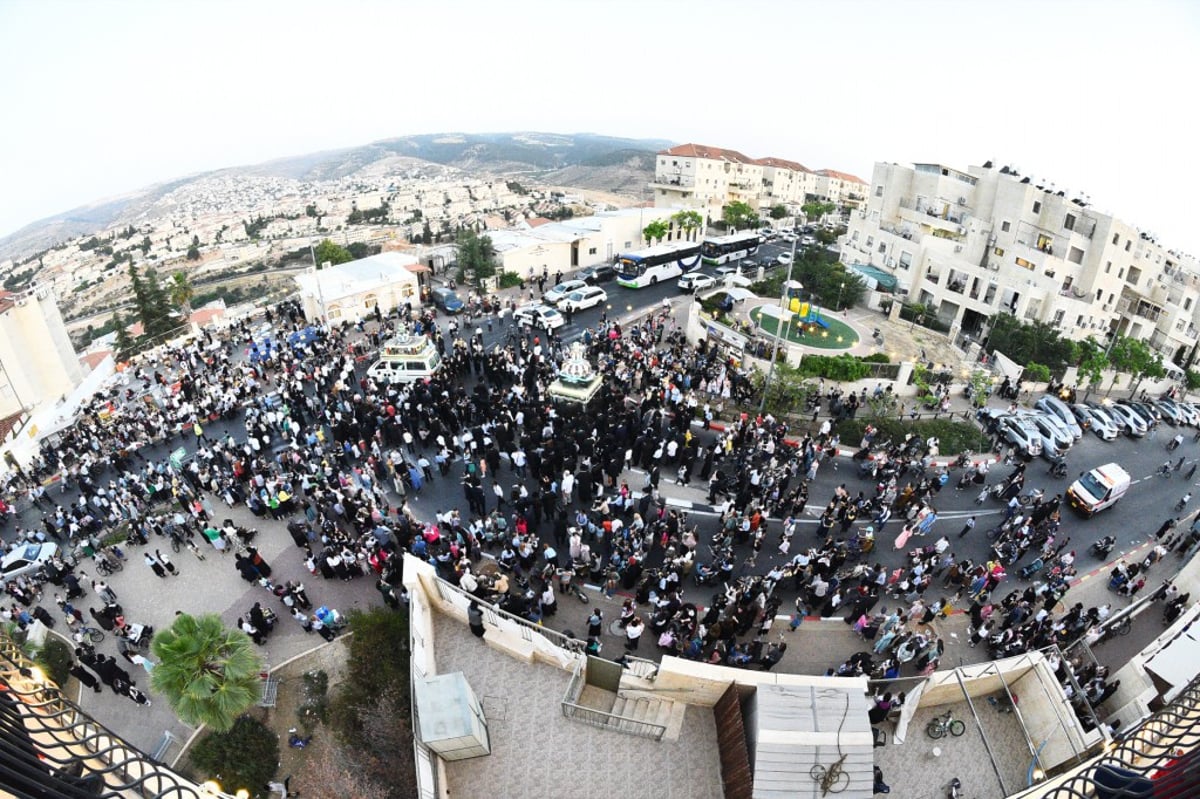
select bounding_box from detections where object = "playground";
[751,297,860,351]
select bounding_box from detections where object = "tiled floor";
[432,609,723,799]
[872,700,1028,799]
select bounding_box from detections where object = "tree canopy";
[801,201,837,221]
[642,220,669,245]
[455,229,497,285]
[150,613,264,732]
[769,204,789,220]
[985,314,1079,372]
[313,239,354,269]
[670,210,703,240]
[127,265,176,338]
[722,201,757,230]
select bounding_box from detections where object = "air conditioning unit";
[988,264,1000,271]
[958,197,967,205]
[954,245,963,253]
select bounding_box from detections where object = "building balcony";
[649,177,694,190]
[0,631,219,798]
[897,203,966,238]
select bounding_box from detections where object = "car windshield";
[566,292,584,301]
[1077,472,1109,500]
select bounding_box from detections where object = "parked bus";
[615,242,703,288]
[701,232,761,264]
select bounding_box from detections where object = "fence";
[0,631,218,799]
[560,659,666,741]
[429,572,586,655]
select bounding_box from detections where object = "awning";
[848,263,898,292]
[405,263,432,273]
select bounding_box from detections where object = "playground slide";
[787,298,830,327]
[810,315,830,328]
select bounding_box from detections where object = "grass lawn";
[752,305,860,350]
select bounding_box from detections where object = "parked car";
[1154,399,1187,425]
[512,304,565,330]
[801,235,818,246]
[558,286,607,312]
[997,415,1044,459]
[678,272,717,293]
[1034,412,1077,451]
[741,259,761,271]
[1086,403,1126,439]
[1021,414,1071,459]
[430,286,464,314]
[1,543,59,586]
[779,232,797,243]
[776,253,793,266]
[1072,404,1117,440]
[714,264,742,277]
[543,279,587,305]
[1173,401,1199,426]
[1106,403,1148,436]
[1122,401,1160,429]
[578,264,616,284]
[1034,395,1082,439]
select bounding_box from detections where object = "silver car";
[1106,403,1148,436]
[1034,395,1082,439]
[1022,414,1072,458]
[1,542,59,586]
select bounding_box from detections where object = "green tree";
[1024,362,1052,383]
[967,369,993,408]
[670,209,703,242]
[455,229,497,286]
[770,204,788,220]
[1076,338,1108,400]
[150,613,264,733]
[722,200,755,230]
[112,313,135,358]
[313,239,354,268]
[642,219,669,245]
[305,203,319,217]
[347,208,364,224]
[189,716,279,795]
[801,201,837,221]
[1110,336,1166,397]
[186,245,200,261]
[140,236,152,254]
[755,362,818,416]
[169,270,194,311]
[421,222,433,245]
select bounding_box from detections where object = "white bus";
[701,232,761,264]
[615,242,703,288]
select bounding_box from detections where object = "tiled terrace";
[431,608,723,799]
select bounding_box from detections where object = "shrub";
[189,716,279,795]
[834,417,991,455]
[861,353,891,364]
[1187,370,1200,391]
[497,271,523,289]
[329,609,410,742]
[797,354,873,382]
[34,636,73,689]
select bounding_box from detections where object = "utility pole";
[758,236,800,414]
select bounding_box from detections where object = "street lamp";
[837,281,845,312]
[759,235,800,413]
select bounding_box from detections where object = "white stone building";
[293,252,422,323]
[0,284,83,418]
[840,160,1200,366]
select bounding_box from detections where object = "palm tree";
[169,270,195,313]
[150,613,264,732]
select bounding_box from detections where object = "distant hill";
[0,132,669,261]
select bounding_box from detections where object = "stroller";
[1019,558,1045,580]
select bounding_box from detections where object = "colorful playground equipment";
[786,298,830,329]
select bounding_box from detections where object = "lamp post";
[837,281,845,312]
[758,235,800,413]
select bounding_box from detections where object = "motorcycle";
[1091,536,1116,559]
[1047,456,1069,479]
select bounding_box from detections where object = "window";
[1068,246,1084,264]
[1015,256,1035,270]
[1112,233,1120,245]
[1125,240,1132,252]
[1001,221,1011,232]
[866,236,874,247]
[1118,268,1124,279]
[874,185,883,197]
[852,230,859,241]
[588,247,597,256]
[1032,200,1041,214]
[1064,213,1076,231]
[1076,315,1084,327]
[1105,261,1111,273]
[994,247,1005,257]
[899,251,912,270]
[878,243,887,254]
[1186,298,1193,311]
[1053,309,1065,325]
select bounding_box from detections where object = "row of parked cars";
[982,393,1199,460]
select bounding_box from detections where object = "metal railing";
[621,655,660,681]
[1019,671,1200,798]
[0,630,221,798]
[430,573,585,654]
[560,660,666,741]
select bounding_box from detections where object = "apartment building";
[0,284,83,418]
[650,143,866,218]
[840,161,1200,366]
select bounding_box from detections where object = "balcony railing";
[650,176,694,189]
[0,630,221,799]
[561,659,666,741]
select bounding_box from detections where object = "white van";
[367,333,443,384]
[1066,463,1130,517]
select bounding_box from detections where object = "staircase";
[562,657,682,741]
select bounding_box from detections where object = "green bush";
[189,716,279,795]
[834,417,991,455]
[497,271,523,289]
[797,354,873,382]
[861,353,891,364]
[329,608,410,743]
[1185,369,1200,391]
[34,636,73,689]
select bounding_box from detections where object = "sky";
[1,0,1198,253]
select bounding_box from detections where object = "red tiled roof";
[0,410,25,442]
[660,143,756,164]
[526,217,552,228]
[817,169,867,184]
[0,290,13,315]
[756,157,812,173]
[79,350,112,371]
[188,307,225,327]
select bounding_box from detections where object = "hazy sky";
[2,0,1197,253]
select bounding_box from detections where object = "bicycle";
[1108,615,1132,637]
[926,709,966,739]
[810,753,849,794]
[74,625,105,644]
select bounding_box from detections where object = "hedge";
[189,716,279,794]
[834,417,991,455]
